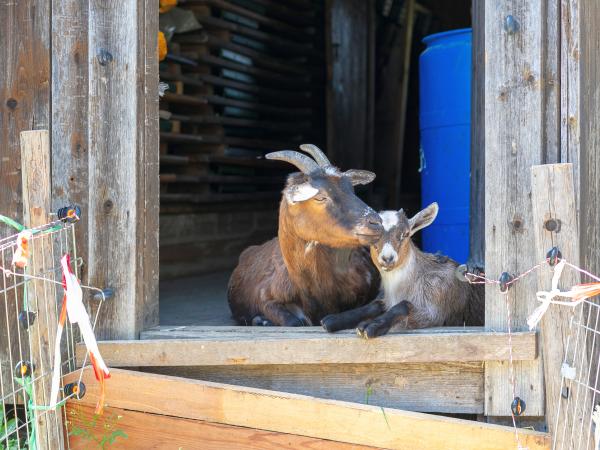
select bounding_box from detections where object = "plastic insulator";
[64,381,86,400]
[511,396,526,416]
[57,205,81,223]
[18,310,36,330]
[15,360,35,378]
[499,272,513,293]
[546,246,562,267]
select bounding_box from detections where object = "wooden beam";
[67,403,377,450]
[0,0,50,400]
[64,368,551,450]
[484,0,546,416]
[51,0,89,285]
[469,0,484,267]
[76,326,537,366]
[20,130,63,449]
[87,0,159,339]
[143,361,485,414]
[531,163,594,450]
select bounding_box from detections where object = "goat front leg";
[262,301,310,326]
[321,298,386,333]
[356,300,411,339]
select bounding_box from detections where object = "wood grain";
[66,403,375,450]
[531,163,593,450]
[87,0,159,339]
[76,326,537,366]
[51,0,89,285]
[20,130,63,449]
[63,368,551,450]
[326,0,372,172]
[484,0,545,416]
[0,0,50,401]
[142,361,484,414]
[470,0,484,267]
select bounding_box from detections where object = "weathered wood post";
[484,1,545,417]
[531,163,593,449]
[86,0,159,339]
[20,130,63,450]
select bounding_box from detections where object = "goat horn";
[299,144,331,168]
[266,150,320,174]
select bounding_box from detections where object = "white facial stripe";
[380,211,399,231]
[380,242,398,261]
[288,183,319,203]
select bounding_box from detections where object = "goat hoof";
[320,315,338,332]
[251,316,274,326]
[284,317,304,327]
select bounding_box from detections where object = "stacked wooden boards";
[159,0,325,211]
[64,367,550,449]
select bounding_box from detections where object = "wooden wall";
[1,1,159,340]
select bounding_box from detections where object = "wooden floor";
[159,271,236,325]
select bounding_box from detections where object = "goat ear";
[343,169,376,186]
[284,182,319,204]
[408,202,439,236]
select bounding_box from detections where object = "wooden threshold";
[63,368,550,450]
[76,326,537,367]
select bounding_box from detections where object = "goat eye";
[314,196,327,202]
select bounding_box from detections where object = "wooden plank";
[160,71,314,103]
[137,0,160,336]
[580,0,600,408]
[0,0,50,400]
[51,0,89,285]
[560,0,580,205]
[484,0,546,416]
[66,403,374,450]
[391,0,416,207]
[469,0,484,267]
[160,173,285,185]
[143,361,484,414]
[193,14,321,57]
[531,163,592,449]
[88,0,159,339]
[326,0,370,171]
[20,130,63,449]
[77,327,537,366]
[64,368,551,450]
[161,192,280,204]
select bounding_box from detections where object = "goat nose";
[381,254,395,264]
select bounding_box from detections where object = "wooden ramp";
[64,368,550,450]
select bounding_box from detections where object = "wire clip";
[57,206,81,224]
[511,396,526,416]
[93,288,114,302]
[18,310,36,330]
[15,361,35,378]
[64,381,86,400]
[546,246,562,267]
[499,272,514,293]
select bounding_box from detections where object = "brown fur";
[227,170,382,326]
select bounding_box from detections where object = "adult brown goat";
[227,144,383,326]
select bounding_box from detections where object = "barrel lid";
[423,28,472,47]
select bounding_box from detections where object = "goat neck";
[278,204,352,286]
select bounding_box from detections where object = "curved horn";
[266,150,320,174]
[299,144,331,167]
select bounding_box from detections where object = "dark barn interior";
[158,0,472,325]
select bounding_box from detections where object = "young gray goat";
[321,202,484,338]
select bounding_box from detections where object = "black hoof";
[251,315,274,326]
[321,314,341,332]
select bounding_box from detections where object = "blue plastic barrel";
[419,28,471,263]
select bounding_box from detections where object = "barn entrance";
[157,0,473,326]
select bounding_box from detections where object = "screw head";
[504,15,519,34]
